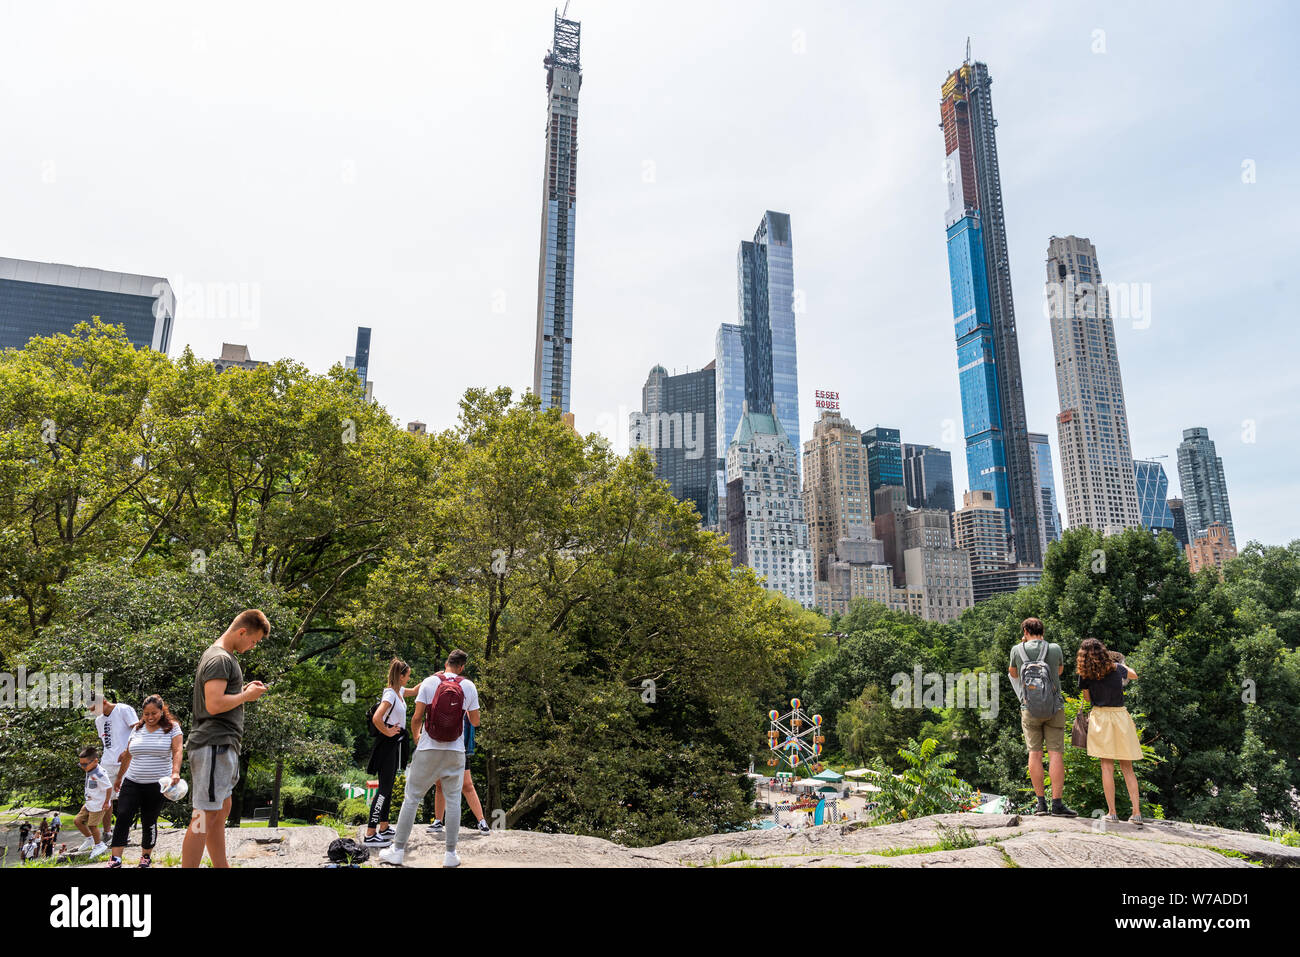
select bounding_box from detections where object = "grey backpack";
[1017,641,1060,718]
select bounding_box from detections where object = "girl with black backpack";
[363,659,416,847]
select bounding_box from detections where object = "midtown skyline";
[1,1,1294,547]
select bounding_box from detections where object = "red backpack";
[423,673,465,742]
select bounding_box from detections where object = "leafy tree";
[867,737,972,824]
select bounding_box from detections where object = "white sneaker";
[378,846,405,866]
[74,837,94,853]
[443,849,460,868]
[89,843,108,860]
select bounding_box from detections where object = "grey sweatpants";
[393,747,464,851]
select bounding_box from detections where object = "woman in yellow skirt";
[1076,638,1144,825]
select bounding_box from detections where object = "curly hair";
[1076,638,1114,681]
[133,694,176,733]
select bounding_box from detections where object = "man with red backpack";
[380,649,480,868]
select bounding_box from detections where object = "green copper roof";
[731,403,790,446]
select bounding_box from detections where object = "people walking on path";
[107,695,183,868]
[380,649,480,868]
[1077,637,1144,825]
[1008,617,1077,817]
[363,658,417,848]
[181,609,269,868]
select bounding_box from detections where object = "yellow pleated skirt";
[1087,706,1143,761]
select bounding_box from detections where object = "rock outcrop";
[9,810,1298,868]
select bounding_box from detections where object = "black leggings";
[111,778,164,851]
[367,745,400,829]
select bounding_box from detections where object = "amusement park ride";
[765,697,826,775]
[762,698,841,823]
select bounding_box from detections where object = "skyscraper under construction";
[939,50,1042,567]
[533,13,582,413]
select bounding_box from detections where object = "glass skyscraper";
[939,56,1041,567]
[713,322,745,525]
[630,363,717,527]
[736,211,800,468]
[0,257,173,354]
[532,13,581,413]
[863,427,903,501]
[1177,427,1235,547]
[353,327,371,386]
[1133,459,1176,536]
[1028,432,1063,552]
[903,443,956,514]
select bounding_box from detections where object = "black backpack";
[366,700,384,736]
[326,838,370,865]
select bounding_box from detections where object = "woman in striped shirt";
[109,695,183,868]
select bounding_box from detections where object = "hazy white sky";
[2,0,1296,545]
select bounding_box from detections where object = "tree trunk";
[486,753,501,821]
[269,758,283,827]
[231,751,251,827]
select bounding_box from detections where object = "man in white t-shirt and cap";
[380,649,480,868]
[89,694,138,836]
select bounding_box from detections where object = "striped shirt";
[123,724,182,784]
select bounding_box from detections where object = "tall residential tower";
[939,55,1041,566]
[1177,427,1236,547]
[1046,236,1141,534]
[532,13,582,413]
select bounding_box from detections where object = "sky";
[2,0,1296,546]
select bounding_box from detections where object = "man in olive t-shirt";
[181,609,269,868]
[1007,617,1077,818]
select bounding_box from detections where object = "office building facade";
[939,57,1041,567]
[1186,522,1236,576]
[902,443,955,514]
[899,508,974,623]
[1168,497,1190,548]
[736,211,800,464]
[1028,432,1062,555]
[1177,427,1235,547]
[630,363,717,526]
[863,427,903,501]
[814,530,924,619]
[802,410,869,580]
[1046,236,1141,536]
[1134,459,1176,538]
[0,257,173,354]
[725,404,813,608]
[212,343,266,373]
[713,322,745,526]
[532,13,582,413]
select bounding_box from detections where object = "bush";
[338,798,369,824]
[868,737,973,824]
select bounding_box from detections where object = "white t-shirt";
[122,724,183,784]
[95,704,138,766]
[414,673,479,752]
[84,765,113,812]
[378,687,407,733]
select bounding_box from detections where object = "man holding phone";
[181,609,270,868]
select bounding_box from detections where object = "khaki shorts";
[75,804,111,830]
[1021,708,1066,753]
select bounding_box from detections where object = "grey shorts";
[189,744,240,811]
